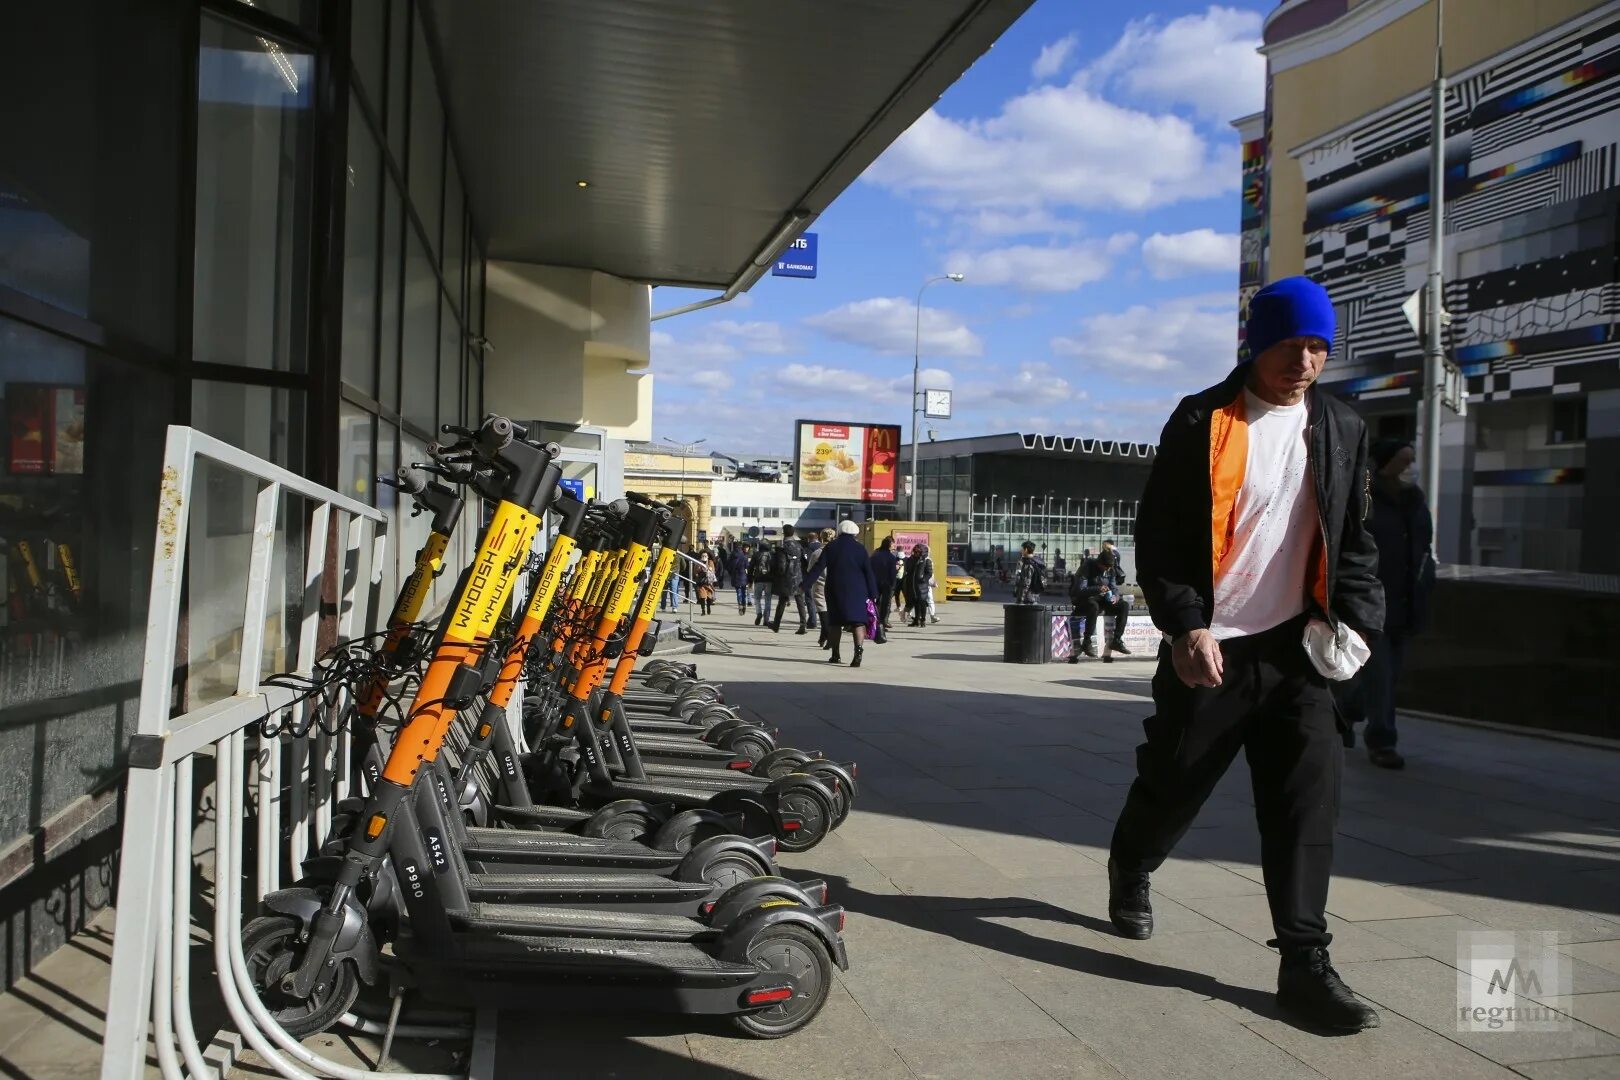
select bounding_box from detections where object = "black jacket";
[1135,366,1384,640]
[1367,478,1434,634]
[772,538,805,596]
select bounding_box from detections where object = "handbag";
[866,598,885,643]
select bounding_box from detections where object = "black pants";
[877,590,893,627]
[1078,596,1129,643]
[1110,615,1341,949]
[772,590,806,630]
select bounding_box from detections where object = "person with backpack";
[769,524,809,634]
[905,543,937,627]
[1068,547,1131,660]
[1012,540,1046,605]
[749,543,775,625]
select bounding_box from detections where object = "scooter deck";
[451,903,714,941]
[460,827,683,870]
[465,873,714,911]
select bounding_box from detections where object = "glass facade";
[0,0,484,984]
[878,447,1149,568]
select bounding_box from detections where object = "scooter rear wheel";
[772,777,835,853]
[242,915,358,1039]
[729,923,833,1038]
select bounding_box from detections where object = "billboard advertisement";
[792,420,900,503]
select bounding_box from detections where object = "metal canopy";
[424,0,1032,288]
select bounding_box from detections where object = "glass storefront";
[0,0,485,982]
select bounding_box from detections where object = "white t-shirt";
[1209,390,1319,641]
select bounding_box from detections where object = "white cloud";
[804,297,983,357]
[944,239,1128,293]
[707,319,790,354]
[1086,6,1266,124]
[649,320,791,387]
[1031,33,1079,82]
[1051,292,1238,384]
[957,362,1081,409]
[1141,229,1240,279]
[951,207,1084,240]
[769,364,954,406]
[863,87,1235,216]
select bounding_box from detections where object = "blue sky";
[649,1,1272,456]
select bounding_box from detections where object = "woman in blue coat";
[807,520,879,667]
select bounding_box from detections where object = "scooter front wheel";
[728,922,834,1039]
[242,915,358,1039]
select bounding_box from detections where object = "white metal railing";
[98,427,465,1080]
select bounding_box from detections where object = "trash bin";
[1002,603,1051,664]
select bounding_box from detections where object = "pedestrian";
[695,555,717,615]
[769,524,809,634]
[1336,438,1434,769]
[750,543,775,625]
[870,536,900,630]
[905,543,937,626]
[802,530,824,633]
[1067,547,1130,661]
[816,520,880,666]
[895,550,911,623]
[1012,540,1045,605]
[728,542,751,615]
[1107,275,1384,1032]
[805,528,835,648]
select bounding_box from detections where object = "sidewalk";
[498,598,1620,1079]
[5,598,1618,1079]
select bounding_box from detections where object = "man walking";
[1012,540,1044,606]
[770,524,809,634]
[1107,276,1385,1032]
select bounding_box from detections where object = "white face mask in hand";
[1302,618,1369,680]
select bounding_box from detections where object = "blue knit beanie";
[1244,276,1335,362]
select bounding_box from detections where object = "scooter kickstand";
[379,987,405,1070]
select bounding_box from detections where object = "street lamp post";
[909,272,964,520]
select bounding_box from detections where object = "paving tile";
[957,787,1096,821]
[1511,1055,1620,1079]
[1147,857,1269,901]
[686,984,914,1080]
[1004,966,1324,1080]
[894,1036,1126,1079]
[1244,1010,1522,1080]
[945,826,1109,880]
[1563,939,1620,977]
[840,809,969,860]
[1336,956,1620,1065]
[864,853,1038,911]
[1355,916,1620,997]
[1397,880,1620,942]
[1541,992,1620,1038]
[1177,892,1423,963]
[838,919,1070,1045]
[1019,874,1230,938]
[1325,876,1461,922]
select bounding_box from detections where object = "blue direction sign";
[558,478,585,501]
[772,232,818,279]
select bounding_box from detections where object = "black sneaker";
[1107,859,1153,939]
[1110,637,1132,655]
[1276,947,1380,1031]
[1080,639,1098,659]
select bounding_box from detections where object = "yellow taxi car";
[943,563,982,601]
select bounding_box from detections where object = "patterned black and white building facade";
[1279,3,1620,572]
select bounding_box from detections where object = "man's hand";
[1172,628,1223,688]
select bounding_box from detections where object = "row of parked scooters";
[245,415,857,1043]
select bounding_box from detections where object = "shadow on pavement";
[806,873,1356,1039]
[718,676,1620,922]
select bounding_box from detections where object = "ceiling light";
[576,180,589,188]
